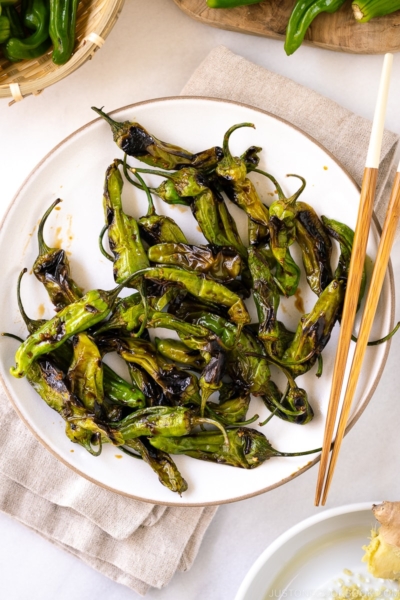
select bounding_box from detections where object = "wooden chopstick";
[320,162,400,505]
[314,53,394,507]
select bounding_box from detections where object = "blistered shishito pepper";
[103,161,149,283]
[191,187,248,261]
[120,165,188,245]
[94,292,143,335]
[10,275,135,379]
[132,165,209,205]
[207,382,252,426]
[282,278,345,375]
[260,361,314,424]
[115,406,229,445]
[148,242,242,281]
[124,437,188,494]
[177,306,271,396]
[150,427,320,469]
[130,266,251,326]
[49,0,79,65]
[295,201,333,296]
[33,199,84,310]
[113,337,202,406]
[284,0,347,55]
[155,338,205,370]
[259,170,305,260]
[4,0,51,61]
[352,0,400,21]
[7,341,123,456]
[321,215,366,308]
[256,169,306,296]
[92,107,223,172]
[16,269,145,409]
[67,333,104,416]
[216,123,270,226]
[198,339,226,416]
[248,214,270,247]
[128,164,248,261]
[248,246,281,342]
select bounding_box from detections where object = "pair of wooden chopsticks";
[315,53,399,506]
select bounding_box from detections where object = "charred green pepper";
[148,242,242,281]
[216,123,270,226]
[115,406,229,445]
[92,107,223,172]
[10,274,137,379]
[295,201,333,296]
[150,427,320,469]
[33,199,84,310]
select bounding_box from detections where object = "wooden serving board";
[173,0,400,54]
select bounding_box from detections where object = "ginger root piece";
[363,501,400,580]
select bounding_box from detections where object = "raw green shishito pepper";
[352,0,400,21]
[4,0,51,62]
[0,13,10,44]
[284,0,347,56]
[49,0,79,65]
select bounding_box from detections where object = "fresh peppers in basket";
[1,0,80,64]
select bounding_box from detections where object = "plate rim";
[234,500,380,600]
[0,96,395,507]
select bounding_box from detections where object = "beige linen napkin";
[181,46,400,234]
[2,46,400,598]
[0,389,216,595]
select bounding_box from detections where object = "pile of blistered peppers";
[5,110,395,495]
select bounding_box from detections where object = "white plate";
[235,502,400,600]
[0,97,394,506]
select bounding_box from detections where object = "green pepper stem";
[91,106,124,135]
[316,354,323,378]
[192,417,229,447]
[98,225,114,261]
[120,445,144,460]
[17,269,30,328]
[37,199,62,255]
[129,166,174,180]
[119,156,144,191]
[225,413,259,427]
[254,169,306,206]
[2,332,24,343]
[131,169,156,217]
[351,321,400,346]
[259,407,278,427]
[223,123,255,160]
[274,446,322,457]
[131,278,149,339]
[245,349,317,367]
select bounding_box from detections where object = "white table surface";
[1,1,400,598]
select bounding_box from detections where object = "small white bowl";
[235,502,392,600]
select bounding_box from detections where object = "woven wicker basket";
[0,0,125,102]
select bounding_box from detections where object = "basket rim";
[0,0,125,101]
